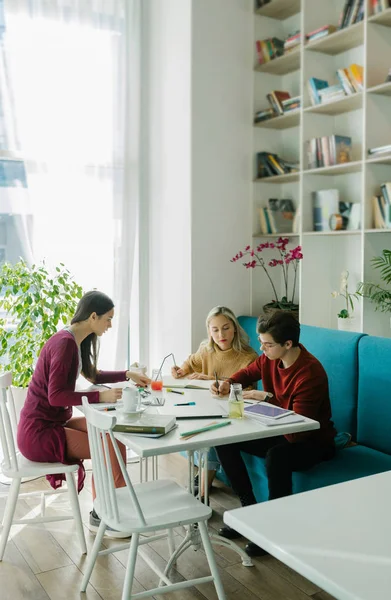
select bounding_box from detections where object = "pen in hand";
[214,370,219,395]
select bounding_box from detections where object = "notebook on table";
[113,413,176,436]
[162,376,210,390]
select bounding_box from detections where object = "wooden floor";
[0,454,336,600]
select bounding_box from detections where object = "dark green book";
[114,414,176,435]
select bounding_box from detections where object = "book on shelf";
[254,92,301,123]
[368,144,391,156]
[266,90,291,115]
[256,152,298,179]
[371,0,391,16]
[307,135,352,169]
[312,189,359,231]
[162,376,210,390]
[114,414,176,436]
[338,0,364,29]
[262,198,296,234]
[373,182,391,228]
[306,25,336,43]
[255,37,285,65]
[284,30,301,51]
[307,77,329,105]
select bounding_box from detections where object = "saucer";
[118,406,147,416]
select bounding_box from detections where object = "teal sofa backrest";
[238,317,364,438]
[357,336,391,453]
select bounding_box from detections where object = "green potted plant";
[0,260,83,412]
[332,270,360,331]
[357,249,391,315]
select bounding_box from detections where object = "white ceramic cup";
[122,387,141,413]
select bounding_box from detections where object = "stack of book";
[284,31,301,53]
[259,198,296,234]
[306,25,336,43]
[306,135,352,169]
[368,144,391,157]
[254,91,301,123]
[338,0,364,28]
[307,66,363,106]
[256,152,299,179]
[337,64,363,93]
[373,183,391,229]
[371,0,391,15]
[255,37,285,65]
[113,414,177,438]
[312,189,361,231]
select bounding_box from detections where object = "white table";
[110,388,319,568]
[224,471,391,599]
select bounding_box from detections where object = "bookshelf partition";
[252,0,391,337]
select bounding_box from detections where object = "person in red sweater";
[17,290,150,538]
[211,310,336,557]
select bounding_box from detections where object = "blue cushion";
[300,325,365,437]
[216,446,391,502]
[357,336,391,453]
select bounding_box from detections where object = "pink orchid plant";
[231,237,303,310]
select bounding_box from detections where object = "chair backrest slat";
[0,373,19,473]
[82,397,147,528]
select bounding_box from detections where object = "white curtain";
[1,0,141,368]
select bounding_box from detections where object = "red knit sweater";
[230,344,336,445]
[17,330,127,491]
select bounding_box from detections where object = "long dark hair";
[71,291,114,381]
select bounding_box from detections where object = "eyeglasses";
[258,337,278,349]
[141,395,165,407]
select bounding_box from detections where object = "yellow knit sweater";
[180,343,258,380]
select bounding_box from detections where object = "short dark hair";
[257,310,300,347]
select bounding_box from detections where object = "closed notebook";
[162,376,210,390]
[114,413,176,434]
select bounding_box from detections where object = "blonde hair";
[204,306,253,353]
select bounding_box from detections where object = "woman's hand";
[126,371,151,387]
[171,366,186,379]
[99,388,122,403]
[210,380,230,396]
[188,373,211,380]
[243,390,273,401]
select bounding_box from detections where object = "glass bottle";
[228,383,244,419]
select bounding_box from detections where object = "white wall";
[142,0,253,370]
[191,0,253,345]
[141,0,192,370]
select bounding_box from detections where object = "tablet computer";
[244,402,294,420]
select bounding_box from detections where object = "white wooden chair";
[80,397,226,600]
[0,372,87,560]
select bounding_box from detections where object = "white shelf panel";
[366,155,391,165]
[254,172,300,183]
[252,232,299,238]
[367,81,391,97]
[254,47,301,75]
[364,228,391,234]
[304,22,364,55]
[302,230,361,236]
[254,110,300,129]
[304,161,363,176]
[304,93,363,116]
[368,8,391,27]
[255,0,301,20]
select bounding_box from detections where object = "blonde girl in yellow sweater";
[172,306,258,496]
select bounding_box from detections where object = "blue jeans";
[194,446,221,471]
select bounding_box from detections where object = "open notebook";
[162,375,210,390]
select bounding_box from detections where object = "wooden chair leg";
[80,519,107,592]
[65,472,87,555]
[122,533,139,600]
[0,478,21,561]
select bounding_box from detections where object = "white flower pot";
[337,317,358,332]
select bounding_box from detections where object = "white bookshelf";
[252,0,391,337]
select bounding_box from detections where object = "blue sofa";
[216,317,391,501]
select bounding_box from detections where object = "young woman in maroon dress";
[17,290,150,536]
